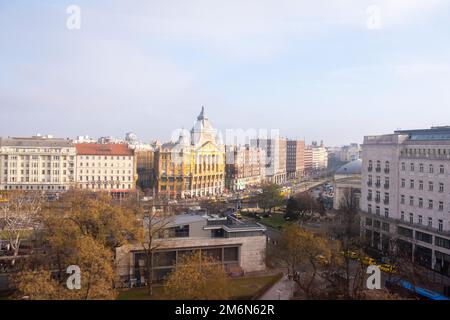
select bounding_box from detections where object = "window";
[409,213,413,224]
[415,231,432,244]
[419,180,424,190]
[439,201,444,211]
[429,164,434,173]
[438,219,443,232]
[368,204,372,214]
[439,165,444,174]
[401,211,405,221]
[410,163,415,171]
[410,179,415,189]
[409,196,414,206]
[418,215,423,225]
[419,163,424,172]
[376,206,380,215]
[384,208,389,218]
[401,179,406,188]
[428,200,433,209]
[366,218,373,226]
[435,236,450,249]
[439,183,444,193]
[401,195,405,204]
[429,182,434,191]
[398,226,413,238]
[401,162,405,171]
[428,217,433,227]
[224,247,239,262]
[418,198,423,208]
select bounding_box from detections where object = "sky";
[1,0,450,146]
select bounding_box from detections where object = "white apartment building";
[0,137,76,191]
[75,143,136,195]
[310,141,328,170]
[361,127,450,276]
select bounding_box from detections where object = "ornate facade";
[155,107,225,198]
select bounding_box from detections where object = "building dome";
[335,159,362,175]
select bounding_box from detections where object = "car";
[361,256,377,265]
[378,264,397,274]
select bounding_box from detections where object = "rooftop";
[75,143,133,156]
[0,137,74,148]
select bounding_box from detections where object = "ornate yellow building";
[155,107,225,199]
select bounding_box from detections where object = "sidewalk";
[259,274,295,300]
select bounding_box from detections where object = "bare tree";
[138,207,174,295]
[0,191,42,265]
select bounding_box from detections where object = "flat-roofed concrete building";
[115,214,267,286]
[361,126,450,276]
[0,136,76,191]
[75,143,136,195]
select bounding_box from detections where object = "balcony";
[375,197,381,203]
[375,167,381,173]
[367,167,373,172]
[384,184,390,189]
[367,181,373,187]
[384,168,390,174]
[367,196,372,201]
[375,182,381,188]
[384,199,390,205]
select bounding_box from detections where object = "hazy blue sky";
[1,0,450,146]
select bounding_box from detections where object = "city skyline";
[2,1,450,146]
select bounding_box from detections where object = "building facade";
[0,136,76,191]
[155,107,225,199]
[75,143,136,194]
[286,139,305,180]
[360,127,450,276]
[310,141,328,170]
[333,159,362,210]
[251,138,287,184]
[225,145,263,192]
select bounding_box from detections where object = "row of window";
[400,212,445,232]
[78,155,132,160]
[367,159,446,174]
[78,162,132,167]
[397,225,449,249]
[400,195,446,211]
[79,176,132,182]
[79,169,131,174]
[401,162,445,174]
[401,179,445,192]
[2,155,74,160]
[81,183,132,190]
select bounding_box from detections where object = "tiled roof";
[75,143,133,156]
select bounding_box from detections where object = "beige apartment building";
[361,127,450,276]
[0,136,76,191]
[75,143,136,195]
